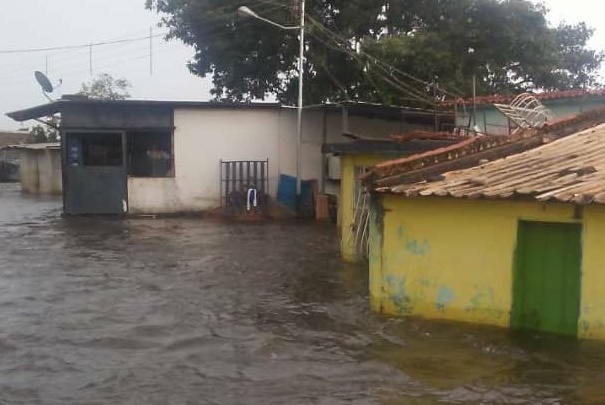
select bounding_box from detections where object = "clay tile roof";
[377,123,605,205]
[365,105,605,197]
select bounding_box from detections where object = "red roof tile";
[364,105,605,188]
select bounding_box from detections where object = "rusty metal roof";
[377,123,605,205]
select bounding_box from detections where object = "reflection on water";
[0,182,605,404]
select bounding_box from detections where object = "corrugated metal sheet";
[378,124,605,205]
[439,89,605,107]
[0,131,28,148]
[1,142,60,150]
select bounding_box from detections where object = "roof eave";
[6,101,63,122]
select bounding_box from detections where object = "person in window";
[146,143,171,177]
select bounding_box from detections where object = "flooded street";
[1,183,605,404]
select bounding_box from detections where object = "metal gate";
[220,159,269,215]
[350,166,370,259]
[64,132,128,215]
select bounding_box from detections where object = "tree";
[27,116,59,143]
[146,0,603,106]
[79,73,131,100]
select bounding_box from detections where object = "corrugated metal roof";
[377,124,605,205]
[0,131,28,148]
[5,99,282,122]
[6,98,453,123]
[439,89,605,107]
[322,139,457,155]
[1,142,60,150]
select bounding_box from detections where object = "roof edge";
[364,105,605,189]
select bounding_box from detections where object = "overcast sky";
[0,0,603,130]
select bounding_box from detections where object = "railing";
[220,159,269,215]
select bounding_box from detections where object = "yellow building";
[322,138,457,262]
[366,112,605,339]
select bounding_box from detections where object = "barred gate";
[350,166,370,260]
[220,160,269,215]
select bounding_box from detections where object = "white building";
[7,98,452,215]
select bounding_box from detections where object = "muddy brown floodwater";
[2,183,605,405]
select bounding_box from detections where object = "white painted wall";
[128,105,419,214]
[278,107,407,197]
[128,108,280,214]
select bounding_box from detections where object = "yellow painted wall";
[339,154,396,262]
[370,196,587,330]
[578,205,605,339]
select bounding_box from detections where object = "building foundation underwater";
[364,107,605,340]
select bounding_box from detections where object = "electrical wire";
[306,14,463,99]
[307,17,433,97]
[306,20,435,104]
[226,0,438,103]
[0,2,287,84]
[0,33,169,55]
[0,1,461,105]
[0,41,184,84]
[0,0,283,54]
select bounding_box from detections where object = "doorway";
[511,221,582,336]
[64,132,128,214]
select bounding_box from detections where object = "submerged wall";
[369,195,605,339]
[20,149,62,195]
[339,154,394,262]
[128,108,280,214]
[128,107,411,214]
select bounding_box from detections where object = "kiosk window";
[81,133,123,166]
[127,131,173,177]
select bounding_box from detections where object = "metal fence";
[220,159,269,215]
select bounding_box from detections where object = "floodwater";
[1,183,605,405]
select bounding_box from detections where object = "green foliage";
[27,116,59,143]
[146,0,603,105]
[79,73,132,100]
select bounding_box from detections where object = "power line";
[306,15,463,99]
[0,41,183,84]
[0,4,287,84]
[0,33,169,55]
[307,20,435,104]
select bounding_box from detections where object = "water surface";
[0,183,604,404]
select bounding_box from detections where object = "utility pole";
[296,0,305,197]
[89,43,93,78]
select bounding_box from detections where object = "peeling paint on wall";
[396,225,431,257]
[384,275,412,314]
[370,195,605,340]
[436,286,455,311]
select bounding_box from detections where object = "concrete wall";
[128,106,409,214]
[339,154,394,262]
[278,108,413,197]
[128,108,280,214]
[20,149,62,195]
[19,151,38,193]
[369,196,605,340]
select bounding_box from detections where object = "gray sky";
[0,0,602,130]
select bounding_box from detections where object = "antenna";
[34,70,61,101]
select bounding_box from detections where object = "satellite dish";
[35,71,54,93]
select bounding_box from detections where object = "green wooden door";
[511,221,582,336]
